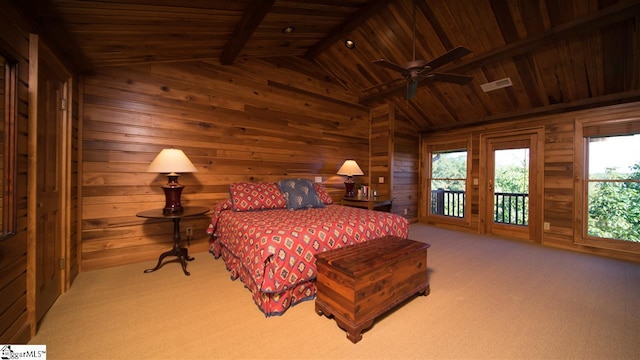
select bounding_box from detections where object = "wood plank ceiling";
[13,0,640,132]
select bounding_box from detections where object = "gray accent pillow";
[278,178,325,210]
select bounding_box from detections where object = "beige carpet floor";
[30,224,640,359]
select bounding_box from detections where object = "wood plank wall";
[394,111,420,222]
[81,57,374,270]
[69,77,80,285]
[370,104,392,196]
[370,103,420,221]
[0,3,34,344]
[420,101,640,262]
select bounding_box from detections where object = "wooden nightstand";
[136,206,209,276]
[341,196,392,212]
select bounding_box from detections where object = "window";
[586,134,640,243]
[578,119,640,252]
[1,53,17,239]
[427,144,468,219]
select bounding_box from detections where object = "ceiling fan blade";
[362,77,406,92]
[425,46,472,70]
[373,59,408,75]
[406,78,418,100]
[430,72,473,84]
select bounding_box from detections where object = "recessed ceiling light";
[344,39,355,49]
[282,26,295,34]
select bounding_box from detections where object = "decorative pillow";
[313,183,333,205]
[229,182,287,211]
[278,178,325,210]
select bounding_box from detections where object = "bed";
[207,179,409,316]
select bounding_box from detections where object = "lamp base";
[162,175,185,215]
[344,176,355,197]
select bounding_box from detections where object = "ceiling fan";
[372,0,473,100]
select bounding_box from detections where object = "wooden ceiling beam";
[219,0,276,65]
[420,89,640,134]
[360,0,640,104]
[305,0,396,59]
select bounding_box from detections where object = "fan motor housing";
[403,59,428,71]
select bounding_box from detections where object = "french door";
[482,131,542,242]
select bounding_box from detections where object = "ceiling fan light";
[282,26,295,34]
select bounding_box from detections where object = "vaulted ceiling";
[12,0,640,132]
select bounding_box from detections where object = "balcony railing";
[430,189,465,218]
[431,189,529,226]
[493,192,528,225]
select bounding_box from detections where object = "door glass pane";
[494,148,529,225]
[587,135,640,242]
[430,150,466,218]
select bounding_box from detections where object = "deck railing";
[430,189,465,218]
[493,192,528,225]
[431,189,529,225]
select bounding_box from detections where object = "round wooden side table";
[136,206,209,276]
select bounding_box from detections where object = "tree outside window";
[587,134,640,243]
[430,150,467,218]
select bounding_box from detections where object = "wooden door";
[482,131,541,242]
[31,39,66,323]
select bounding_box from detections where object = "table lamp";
[337,159,364,197]
[147,148,198,215]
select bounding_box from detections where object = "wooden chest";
[315,236,430,343]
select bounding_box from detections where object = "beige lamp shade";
[147,148,198,174]
[337,160,364,176]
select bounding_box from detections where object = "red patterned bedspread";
[207,200,409,315]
